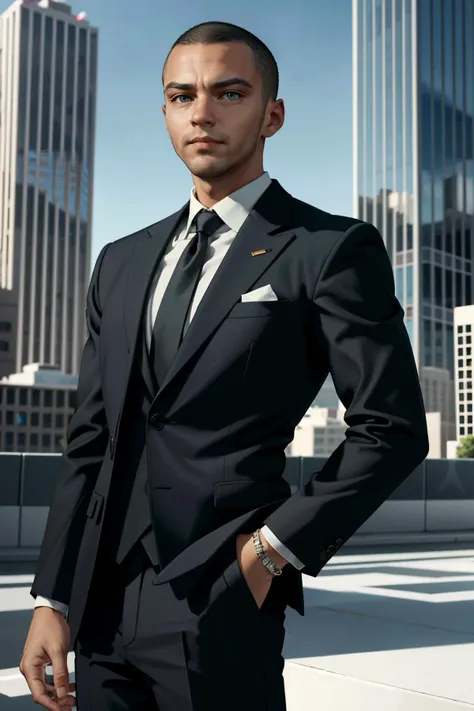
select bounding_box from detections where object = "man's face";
[162,42,283,180]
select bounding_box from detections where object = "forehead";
[164,42,260,85]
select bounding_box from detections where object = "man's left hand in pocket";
[235,531,288,608]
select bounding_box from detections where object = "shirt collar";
[185,172,272,236]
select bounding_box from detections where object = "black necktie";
[151,209,224,386]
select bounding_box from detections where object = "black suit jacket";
[31,180,429,644]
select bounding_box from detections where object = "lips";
[190,138,221,145]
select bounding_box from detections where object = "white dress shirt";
[35,172,303,616]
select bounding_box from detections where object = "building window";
[459,371,464,379]
[42,434,51,447]
[460,427,465,435]
[19,389,28,406]
[467,336,472,345]
[6,411,14,425]
[459,360,463,368]
[17,412,27,426]
[32,390,40,407]
[30,433,38,446]
[0,322,12,332]
[55,414,63,428]
[18,433,26,447]
[0,341,9,351]
[458,325,463,333]
[6,388,15,405]
[460,405,465,412]
[460,416,465,423]
[43,413,52,428]
[31,412,39,426]
[56,391,65,407]
[467,325,472,333]
[6,432,14,448]
[44,391,53,407]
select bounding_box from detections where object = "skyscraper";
[353,0,474,380]
[0,0,98,377]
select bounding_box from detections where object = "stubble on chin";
[186,157,229,180]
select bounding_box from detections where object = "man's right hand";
[20,607,76,710]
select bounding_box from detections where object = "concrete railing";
[1,454,474,551]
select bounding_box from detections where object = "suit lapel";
[154,181,296,402]
[123,204,189,359]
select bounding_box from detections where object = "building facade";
[285,405,348,458]
[353,0,474,379]
[453,305,474,442]
[0,362,77,453]
[0,0,98,377]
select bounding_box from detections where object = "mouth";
[189,138,222,145]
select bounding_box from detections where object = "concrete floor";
[1,543,474,710]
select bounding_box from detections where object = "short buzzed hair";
[163,21,279,101]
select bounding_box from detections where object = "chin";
[188,158,229,180]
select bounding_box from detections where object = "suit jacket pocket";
[226,299,291,319]
[214,478,291,509]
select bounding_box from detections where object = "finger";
[47,692,77,707]
[45,682,76,697]
[50,651,70,700]
[26,671,62,711]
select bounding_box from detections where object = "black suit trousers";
[74,541,288,711]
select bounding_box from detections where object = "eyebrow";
[164,77,253,93]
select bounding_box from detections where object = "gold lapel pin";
[251,249,272,257]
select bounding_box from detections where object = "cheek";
[165,114,185,143]
[224,111,260,145]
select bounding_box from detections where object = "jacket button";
[150,413,164,430]
[327,545,336,555]
[335,538,344,549]
[319,551,328,562]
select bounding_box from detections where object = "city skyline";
[354,0,474,381]
[1,0,354,266]
[0,0,98,376]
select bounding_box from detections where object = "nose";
[190,93,216,128]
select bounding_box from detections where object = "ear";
[261,98,285,139]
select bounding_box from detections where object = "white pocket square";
[241,284,278,302]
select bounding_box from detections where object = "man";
[20,21,429,711]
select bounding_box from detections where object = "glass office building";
[353,0,474,378]
[0,0,98,375]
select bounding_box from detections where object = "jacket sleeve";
[30,243,110,604]
[262,221,429,575]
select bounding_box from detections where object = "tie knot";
[193,210,224,238]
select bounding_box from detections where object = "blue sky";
[2,0,354,263]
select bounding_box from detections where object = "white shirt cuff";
[34,596,69,617]
[260,525,305,570]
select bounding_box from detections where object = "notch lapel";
[154,181,296,402]
[123,204,189,362]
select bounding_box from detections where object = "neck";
[192,163,265,208]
